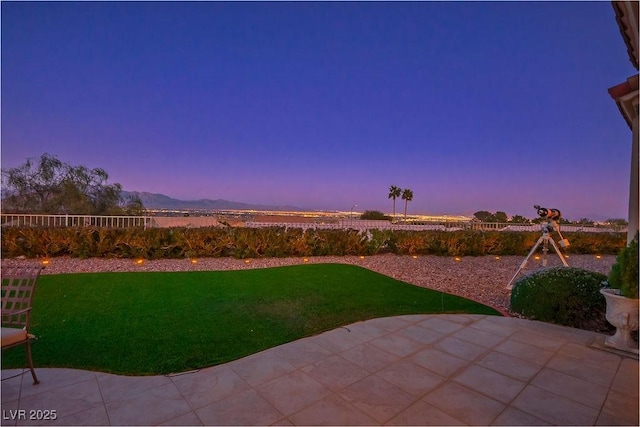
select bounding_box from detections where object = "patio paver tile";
[270,417,294,426]
[596,410,636,426]
[376,359,444,397]
[361,316,412,332]
[44,405,110,427]
[490,407,551,426]
[453,364,526,404]
[288,394,378,426]
[611,357,640,395]
[97,372,171,403]
[395,314,431,323]
[1,371,23,404]
[422,381,505,426]
[411,347,468,378]
[369,333,424,358]
[601,388,640,426]
[509,328,567,351]
[475,350,542,382]
[255,370,331,416]
[339,342,400,373]
[386,400,466,426]
[397,324,444,345]
[545,352,618,388]
[159,411,204,426]
[301,355,369,392]
[195,388,283,426]
[104,381,191,426]
[311,328,369,353]
[434,336,488,361]
[272,338,333,368]
[228,349,296,387]
[337,375,415,424]
[17,378,104,426]
[341,321,389,341]
[437,314,479,325]
[494,339,555,366]
[531,367,609,409]
[511,385,599,426]
[418,317,466,335]
[170,365,251,409]
[450,325,507,348]
[18,368,96,399]
[559,342,623,368]
[468,317,520,337]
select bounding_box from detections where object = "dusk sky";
[2,1,636,220]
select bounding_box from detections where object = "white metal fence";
[1,214,152,229]
[246,220,623,233]
[0,213,626,233]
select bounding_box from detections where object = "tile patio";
[2,314,638,426]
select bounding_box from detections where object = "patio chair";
[1,265,44,385]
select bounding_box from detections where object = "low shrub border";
[1,226,626,259]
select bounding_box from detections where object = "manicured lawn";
[2,264,500,375]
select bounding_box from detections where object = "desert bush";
[561,232,627,254]
[360,210,392,221]
[366,229,396,255]
[0,227,626,260]
[510,267,611,332]
[395,231,429,255]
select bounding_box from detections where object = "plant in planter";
[600,233,639,353]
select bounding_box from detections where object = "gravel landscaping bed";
[2,254,615,314]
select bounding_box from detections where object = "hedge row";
[1,227,626,259]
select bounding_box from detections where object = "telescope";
[506,204,570,289]
[534,205,562,221]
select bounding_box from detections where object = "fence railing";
[1,214,153,229]
[0,213,626,233]
[246,220,624,233]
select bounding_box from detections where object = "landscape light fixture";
[506,205,570,289]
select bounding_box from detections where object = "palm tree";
[401,188,414,221]
[388,185,402,221]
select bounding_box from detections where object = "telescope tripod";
[506,220,569,289]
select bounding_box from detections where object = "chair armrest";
[2,307,31,317]
[1,307,32,326]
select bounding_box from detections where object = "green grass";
[2,264,500,375]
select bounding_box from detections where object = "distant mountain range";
[122,191,301,212]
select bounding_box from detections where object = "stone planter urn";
[600,288,639,353]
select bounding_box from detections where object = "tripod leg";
[548,237,569,267]
[506,236,544,289]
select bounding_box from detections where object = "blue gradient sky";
[1,1,636,220]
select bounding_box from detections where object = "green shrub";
[360,210,392,221]
[0,227,627,259]
[510,267,611,332]
[607,233,639,298]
